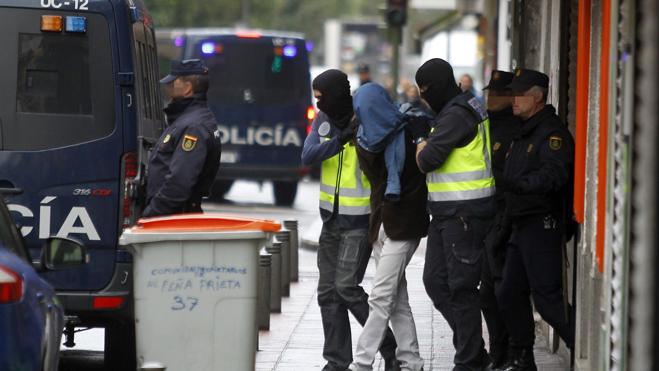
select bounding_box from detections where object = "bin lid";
[130,213,281,233]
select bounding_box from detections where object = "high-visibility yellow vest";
[426,119,495,202]
[319,142,371,216]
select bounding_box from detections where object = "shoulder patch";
[163,134,171,144]
[318,121,331,137]
[527,143,534,153]
[468,97,488,120]
[182,134,198,152]
[549,136,562,150]
[493,142,501,151]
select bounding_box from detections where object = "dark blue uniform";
[479,107,522,366]
[143,96,222,217]
[497,104,575,353]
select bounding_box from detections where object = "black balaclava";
[312,69,353,128]
[415,58,461,114]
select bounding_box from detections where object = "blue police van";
[156,28,314,205]
[0,0,163,368]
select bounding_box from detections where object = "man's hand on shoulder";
[338,116,359,144]
[415,140,428,172]
[405,115,431,142]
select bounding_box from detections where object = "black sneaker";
[489,347,509,369]
[502,348,537,371]
[384,358,401,371]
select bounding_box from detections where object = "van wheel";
[104,320,136,371]
[208,180,234,201]
[273,181,298,206]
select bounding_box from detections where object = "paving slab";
[258,238,569,371]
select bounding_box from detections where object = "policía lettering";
[217,124,302,147]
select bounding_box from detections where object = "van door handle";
[0,187,22,195]
[0,180,22,195]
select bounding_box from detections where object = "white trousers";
[350,226,425,371]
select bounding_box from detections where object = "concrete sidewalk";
[256,240,569,371]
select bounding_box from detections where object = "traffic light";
[385,0,407,27]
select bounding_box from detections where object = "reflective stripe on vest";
[427,118,495,202]
[319,142,371,216]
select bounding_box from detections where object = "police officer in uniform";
[301,70,399,371]
[412,58,496,370]
[479,70,522,369]
[496,69,575,371]
[143,59,222,217]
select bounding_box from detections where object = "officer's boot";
[502,347,537,371]
[383,358,401,371]
[493,346,516,371]
[489,343,509,370]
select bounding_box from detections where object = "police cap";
[483,70,514,91]
[356,63,370,73]
[160,59,209,84]
[508,68,549,93]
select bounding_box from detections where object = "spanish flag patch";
[549,136,562,150]
[182,134,198,152]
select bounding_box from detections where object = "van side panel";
[0,1,125,291]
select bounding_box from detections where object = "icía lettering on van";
[7,196,100,241]
[217,124,301,147]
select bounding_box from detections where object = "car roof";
[159,28,306,41]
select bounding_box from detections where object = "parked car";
[0,196,86,371]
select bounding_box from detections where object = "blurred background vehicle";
[157,28,314,206]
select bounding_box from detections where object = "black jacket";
[417,92,495,218]
[489,107,522,207]
[503,105,574,218]
[357,130,429,244]
[144,97,222,217]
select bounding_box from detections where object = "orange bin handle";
[132,213,282,233]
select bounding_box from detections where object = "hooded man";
[301,70,399,371]
[348,83,428,371]
[411,58,496,370]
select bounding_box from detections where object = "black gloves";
[497,176,522,194]
[483,212,512,278]
[338,117,359,144]
[405,115,431,141]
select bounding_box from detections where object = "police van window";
[0,9,114,151]
[132,22,164,140]
[194,38,310,105]
[16,34,92,114]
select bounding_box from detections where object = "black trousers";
[423,216,488,371]
[480,213,510,358]
[496,215,575,350]
[317,219,397,370]
[480,243,509,357]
